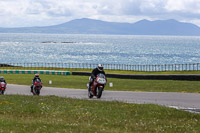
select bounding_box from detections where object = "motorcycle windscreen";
[97,77,106,84]
[0,82,5,87]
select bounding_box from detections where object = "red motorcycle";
[32,79,42,95]
[87,73,107,98]
[0,82,6,95]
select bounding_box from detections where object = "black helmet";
[97,64,103,71]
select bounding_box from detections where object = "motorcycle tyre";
[0,90,4,95]
[88,88,93,98]
[96,87,103,99]
[35,89,40,95]
[33,87,40,96]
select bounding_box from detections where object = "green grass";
[1,67,200,74]
[0,95,200,133]
[106,70,200,75]
[1,74,200,93]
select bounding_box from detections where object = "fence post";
[193,64,195,71]
[160,65,162,71]
[164,64,166,71]
[186,64,188,71]
[181,64,183,71]
[175,64,176,71]
[189,64,190,71]
[145,65,147,72]
[178,64,180,71]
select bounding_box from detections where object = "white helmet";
[97,64,103,71]
[0,76,4,79]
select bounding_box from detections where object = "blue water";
[0,33,200,65]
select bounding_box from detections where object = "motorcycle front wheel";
[0,90,4,95]
[88,88,93,98]
[33,87,40,96]
[96,87,103,98]
[35,89,40,95]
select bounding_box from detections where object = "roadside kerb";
[0,70,70,75]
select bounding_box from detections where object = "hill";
[0,18,200,36]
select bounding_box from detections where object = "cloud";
[165,0,200,13]
[0,0,200,27]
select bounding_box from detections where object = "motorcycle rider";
[30,74,42,92]
[88,64,105,91]
[0,76,7,85]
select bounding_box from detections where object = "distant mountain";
[1,18,200,36]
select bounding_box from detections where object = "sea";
[0,33,200,65]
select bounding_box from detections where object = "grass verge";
[1,74,200,93]
[0,95,200,132]
[1,67,200,74]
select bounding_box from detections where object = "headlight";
[97,78,106,84]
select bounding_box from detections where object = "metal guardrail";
[0,63,200,71]
[72,71,200,81]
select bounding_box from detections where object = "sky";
[0,0,200,27]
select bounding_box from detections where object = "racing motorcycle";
[87,73,107,99]
[0,82,6,95]
[32,79,42,95]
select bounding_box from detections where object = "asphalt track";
[4,84,200,113]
